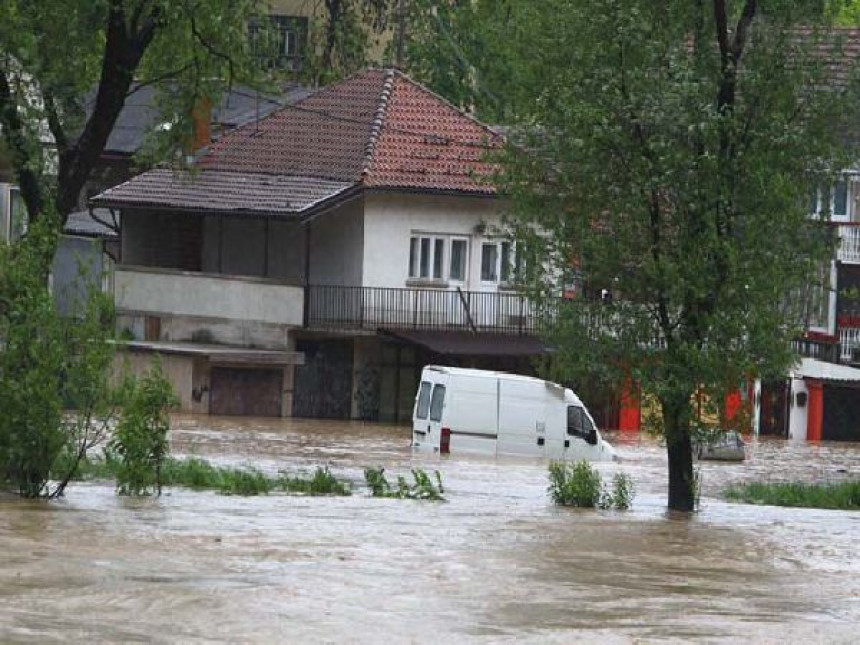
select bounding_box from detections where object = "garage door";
[210,367,283,417]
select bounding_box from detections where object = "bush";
[548,461,635,510]
[110,361,178,496]
[364,467,445,500]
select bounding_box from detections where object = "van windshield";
[415,382,432,420]
[429,385,446,422]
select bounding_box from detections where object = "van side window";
[416,382,432,419]
[429,385,446,422]
[567,406,588,438]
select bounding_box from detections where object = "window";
[9,188,26,242]
[409,235,445,279]
[415,382,432,420]
[810,180,850,219]
[249,15,308,70]
[450,239,467,282]
[834,181,848,217]
[409,234,468,282]
[481,243,498,281]
[429,384,446,422]
[567,406,594,438]
[482,240,521,284]
[500,241,513,283]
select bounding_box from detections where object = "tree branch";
[0,67,44,220]
[54,2,162,220]
[732,0,757,62]
[125,62,196,98]
[43,89,69,154]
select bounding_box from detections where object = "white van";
[412,366,618,461]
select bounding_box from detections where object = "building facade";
[93,69,557,422]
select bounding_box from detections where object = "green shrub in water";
[548,461,635,510]
[278,466,351,496]
[364,467,445,500]
[57,452,352,497]
[608,472,635,510]
[110,361,178,496]
[725,481,860,510]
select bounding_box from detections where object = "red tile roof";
[364,72,500,193]
[92,69,502,215]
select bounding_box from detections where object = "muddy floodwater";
[2,418,860,643]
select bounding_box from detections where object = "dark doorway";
[293,339,353,419]
[759,380,789,437]
[822,384,860,441]
[210,367,283,417]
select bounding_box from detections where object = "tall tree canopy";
[412,0,859,510]
[0,0,265,226]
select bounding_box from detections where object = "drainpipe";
[303,221,311,328]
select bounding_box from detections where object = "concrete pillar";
[281,332,297,418]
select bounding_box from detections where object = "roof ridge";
[362,69,396,176]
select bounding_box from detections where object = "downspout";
[303,220,311,328]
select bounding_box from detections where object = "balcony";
[305,285,554,335]
[114,265,305,327]
[837,224,860,263]
[793,336,841,364]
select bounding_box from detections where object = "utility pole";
[395,0,406,69]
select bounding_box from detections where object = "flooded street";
[2,418,859,643]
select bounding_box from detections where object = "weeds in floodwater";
[53,454,351,497]
[279,467,352,496]
[548,461,635,510]
[364,467,445,500]
[725,481,860,510]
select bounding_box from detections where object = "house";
[90,68,564,421]
[754,175,860,441]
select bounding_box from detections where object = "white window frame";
[480,239,519,285]
[448,236,469,284]
[811,179,851,221]
[409,233,469,284]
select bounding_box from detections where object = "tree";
[402,0,518,123]
[303,0,394,84]
[491,1,857,510]
[0,216,118,498]
[0,0,264,228]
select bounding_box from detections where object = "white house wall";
[309,197,364,286]
[787,377,808,441]
[362,192,502,290]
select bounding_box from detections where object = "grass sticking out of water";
[53,455,351,497]
[364,467,445,500]
[724,481,860,510]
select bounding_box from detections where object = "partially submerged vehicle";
[412,366,618,461]
[693,430,747,462]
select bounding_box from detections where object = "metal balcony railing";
[792,336,842,364]
[839,326,860,363]
[305,285,556,335]
[837,224,860,263]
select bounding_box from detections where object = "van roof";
[423,365,559,387]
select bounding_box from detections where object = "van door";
[564,405,603,461]
[412,380,435,451]
[428,383,448,452]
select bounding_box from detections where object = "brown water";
[2,417,859,643]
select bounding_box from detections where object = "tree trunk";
[663,395,696,512]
